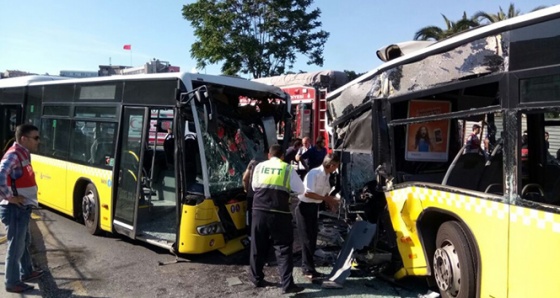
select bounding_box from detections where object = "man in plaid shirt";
[0,124,44,293]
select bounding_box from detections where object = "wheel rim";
[433,242,461,296]
[82,191,95,224]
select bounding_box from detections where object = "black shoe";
[321,280,344,289]
[303,271,326,283]
[22,270,45,282]
[6,283,34,293]
[282,285,304,294]
[254,279,277,288]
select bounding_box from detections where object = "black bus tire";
[433,221,476,298]
[82,183,102,235]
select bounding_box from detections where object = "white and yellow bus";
[328,5,560,298]
[0,72,291,255]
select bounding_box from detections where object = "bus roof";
[327,4,560,102]
[0,72,289,100]
[327,4,560,126]
[252,70,348,91]
[0,75,69,87]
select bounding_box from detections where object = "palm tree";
[474,3,548,24]
[414,12,479,41]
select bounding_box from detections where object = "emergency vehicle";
[253,70,348,148]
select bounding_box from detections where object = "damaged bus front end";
[175,75,290,255]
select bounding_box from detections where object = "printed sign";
[405,100,451,162]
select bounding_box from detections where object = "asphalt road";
[0,208,429,298]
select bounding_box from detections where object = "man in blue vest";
[249,144,305,294]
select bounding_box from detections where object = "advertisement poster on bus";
[405,100,451,162]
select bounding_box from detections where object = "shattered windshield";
[196,106,265,193]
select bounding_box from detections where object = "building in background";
[98,65,129,77]
[60,70,99,78]
[2,58,180,79]
[100,59,180,76]
[1,70,38,78]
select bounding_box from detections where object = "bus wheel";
[82,183,102,235]
[433,221,476,298]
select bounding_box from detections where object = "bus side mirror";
[195,89,208,104]
[196,89,216,133]
[203,100,218,133]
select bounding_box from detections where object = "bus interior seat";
[443,152,487,191]
[90,138,114,165]
[484,183,503,194]
[71,131,89,162]
[146,150,167,186]
[521,183,545,202]
[163,135,174,166]
[543,163,560,205]
[477,151,503,193]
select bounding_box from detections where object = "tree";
[182,0,329,78]
[474,3,548,24]
[414,12,479,41]
[344,70,365,81]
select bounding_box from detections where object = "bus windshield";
[196,107,265,194]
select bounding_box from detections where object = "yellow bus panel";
[177,199,248,254]
[387,185,509,298]
[33,155,113,232]
[508,205,560,298]
[178,201,225,254]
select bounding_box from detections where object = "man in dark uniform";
[296,136,327,170]
[249,144,305,294]
[284,138,302,166]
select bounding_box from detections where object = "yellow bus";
[327,5,560,298]
[0,72,291,255]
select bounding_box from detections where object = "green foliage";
[414,12,479,41]
[344,70,365,81]
[182,0,329,78]
[474,3,548,24]
[415,4,550,41]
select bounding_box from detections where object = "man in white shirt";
[295,153,340,282]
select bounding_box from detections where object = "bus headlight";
[197,222,225,235]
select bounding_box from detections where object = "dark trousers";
[0,204,33,287]
[250,210,295,290]
[296,169,308,180]
[246,196,253,236]
[295,201,319,274]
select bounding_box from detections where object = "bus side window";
[543,123,560,205]
[89,123,116,167]
[70,122,89,163]
[39,119,71,159]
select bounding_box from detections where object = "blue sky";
[1,1,559,78]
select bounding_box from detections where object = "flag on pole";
[123,44,131,50]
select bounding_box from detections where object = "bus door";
[0,105,21,154]
[113,107,149,238]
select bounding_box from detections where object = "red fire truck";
[253,70,348,148]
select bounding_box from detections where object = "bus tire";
[433,221,476,298]
[82,183,102,235]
